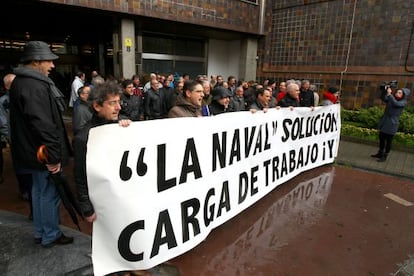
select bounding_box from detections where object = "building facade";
[1,0,413,109]
[258,0,414,109]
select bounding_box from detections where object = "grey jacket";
[378,88,410,135]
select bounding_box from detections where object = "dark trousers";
[379,131,394,153]
[16,170,33,219]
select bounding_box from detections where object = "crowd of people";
[1,40,411,276]
[0,40,349,276]
[68,70,341,130]
[68,71,342,276]
[0,41,343,229]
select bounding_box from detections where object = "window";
[241,0,258,4]
[142,33,206,77]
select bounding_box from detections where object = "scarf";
[323,91,338,104]
[14,66,67,112]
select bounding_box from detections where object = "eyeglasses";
[105,100,123,106]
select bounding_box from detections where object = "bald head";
[3,74,16,90]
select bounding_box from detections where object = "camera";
[379,80,398,91]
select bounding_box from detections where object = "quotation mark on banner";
[119,148,147,181]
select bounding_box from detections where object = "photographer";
[371,84,410,162]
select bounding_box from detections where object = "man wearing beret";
[9,41,73,248]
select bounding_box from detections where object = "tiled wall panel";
[257,0,414,109]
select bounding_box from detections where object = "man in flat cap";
[9,41,73,248]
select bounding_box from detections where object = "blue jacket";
[0,93,9,139]
[378,88,410,135]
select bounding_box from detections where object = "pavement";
[0,210,93,276]
[336,138,414,181]
[1,138,414,276]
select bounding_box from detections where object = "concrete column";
[136,31,143,76]
[120,19,135,79]
[112,32,120,79]
[239,38,258,81]
[97,42,105,76]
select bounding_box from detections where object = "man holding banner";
[73,81,131,222]
[168,80,204,118]
[73,81,155,275]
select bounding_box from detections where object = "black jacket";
[209,100,231,115]
[73,114,117,217]
[144,88,167,119]
[120,93,143,121]
[10,67,72,170]
[278,94,300,108]
[299,89,315,107]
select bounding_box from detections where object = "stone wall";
[43,0,262,34]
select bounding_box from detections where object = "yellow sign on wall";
[124,38,133,47]
[125,37,133,52]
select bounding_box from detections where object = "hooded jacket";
[208,99,231,115]
[10,66,72,169]
[168,93,202,118]
[379,88,410,135]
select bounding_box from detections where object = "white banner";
[86,105,341,275]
